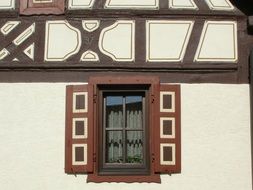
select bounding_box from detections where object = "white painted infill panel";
[169,0,198,9]
[0,0,15,9]
[80,50,99,61]
[0,49,10,60]
[205,0,234,10]
[82,20,100,32]
[146,20,194,62]
[195,21,237,62]
[13,24,36,46]
[105,0,159,9]
[44,20,82,62]
[99,20,135,62]
[23,43,35,60]
[0,21,20,36]
[68,0,95,9]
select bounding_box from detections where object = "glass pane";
[106,131,123,163]
[126,96,143,129]
[126,131,144,163]
[106,96,123,129]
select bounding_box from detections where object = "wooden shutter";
[65,85,94,174]
[20,0,65,15]
[154,84,181,174]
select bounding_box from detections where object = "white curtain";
[106,101,143,163]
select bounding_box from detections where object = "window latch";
[151,94,155,103]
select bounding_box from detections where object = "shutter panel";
[154,84,181,174]
[20,0,65,15]
[65,85,94,174]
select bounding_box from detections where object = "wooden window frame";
[98,87,150,176]
[20,0,65,15]
[87,76,161,183]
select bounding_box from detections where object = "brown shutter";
[65,85,94,174]
[20,0,65,15]
[154,84,181,174]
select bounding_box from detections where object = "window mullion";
[103,96,106,165]
[142,95,146,165]
[123,96,126,163]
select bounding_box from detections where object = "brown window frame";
[98,85,150,176]
[87,76,161,183]
[20,0,65,15]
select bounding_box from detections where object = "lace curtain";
[106,99,143,164]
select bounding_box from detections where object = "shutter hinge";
[93,153,96,162]
[152,153,155,163]
[151,94,155,103]
[93,94,97,103]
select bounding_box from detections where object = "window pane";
[106,96,123,129]
[106,131,123,163]
[126,131,144,163]
[126,95,143,129]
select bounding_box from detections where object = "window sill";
[87,174,161,183]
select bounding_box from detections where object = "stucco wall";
[0,83,251,190]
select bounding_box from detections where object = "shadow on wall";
[250,49,253,190]
[230,0,253,15]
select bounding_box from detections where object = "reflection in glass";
[104,93,145,164]
[106,96,123,129]
[126,96,143,129]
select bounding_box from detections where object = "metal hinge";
[93,153,96,162]
[152,153,155,163]
[151,94,155,103]
[93,94,97,103]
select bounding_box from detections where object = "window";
[98,86,150,175]
[65,76,181,183]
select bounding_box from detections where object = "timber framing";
[0,1,250,84]
[0,15,250,84]
[250,49,253,189]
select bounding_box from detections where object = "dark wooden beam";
[250,49,253,190]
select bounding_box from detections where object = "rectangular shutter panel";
[65,85,94,174]
[154,84,181,174]
[20,0,65,15]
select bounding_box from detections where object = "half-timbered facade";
[0,0,252,189]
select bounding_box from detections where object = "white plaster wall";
[0,83,251,190]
